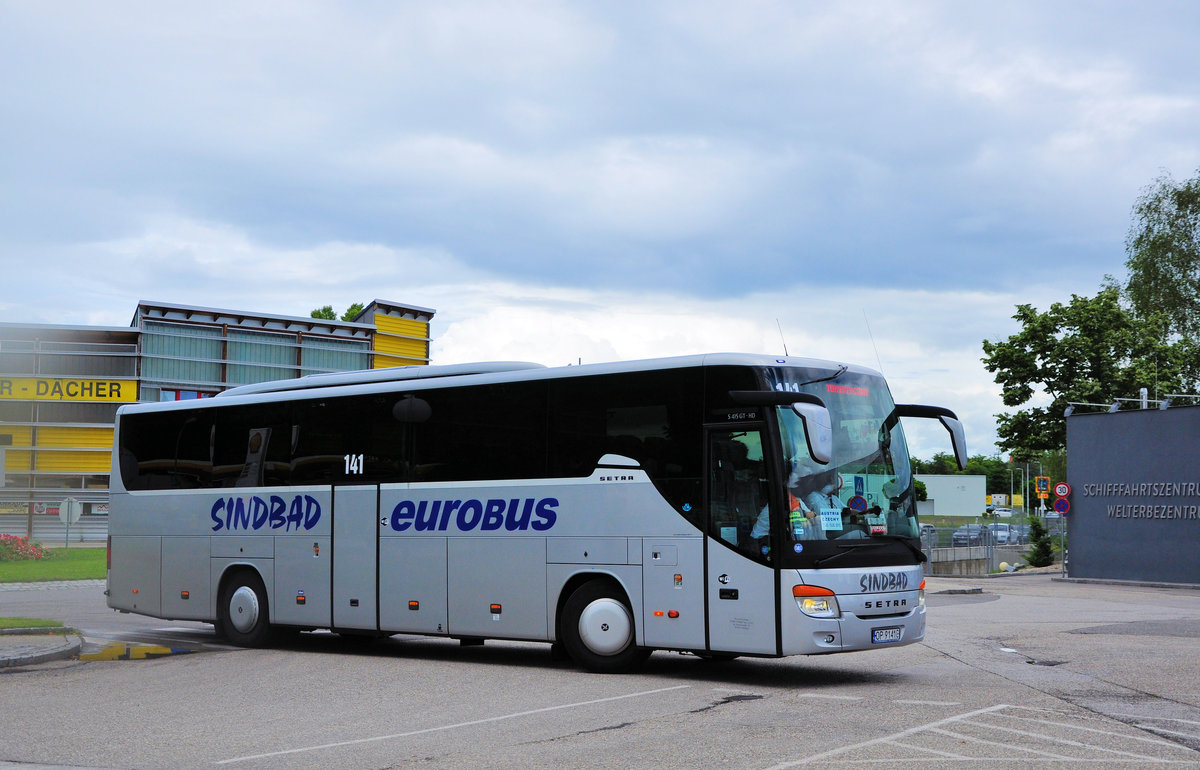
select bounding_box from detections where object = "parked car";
[1010,524,1030,544]
[986,522,1013,544]
[952,524,991,546]
[919,523,937,538]
[991,508,1014,518]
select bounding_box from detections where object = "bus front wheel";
[561,580,650,673]
[218,570,272,647]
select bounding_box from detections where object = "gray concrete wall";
[1066,405,1200,586]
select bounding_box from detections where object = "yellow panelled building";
[1,299,433,540]
[360,300,432,368]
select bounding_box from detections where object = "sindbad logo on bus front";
[388,497,558,533]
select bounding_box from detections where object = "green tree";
[911,452,961,475]
[1123,168,1200,339]
[341,303,365,322]
[310,304,366,322]
[981,288,1193,460]
[911,453,1017,499]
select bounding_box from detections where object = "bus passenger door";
[332,485,379,631]
[705,427,779,655]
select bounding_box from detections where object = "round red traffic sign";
[1053,481,1071,497]
[1053,498,1070,514]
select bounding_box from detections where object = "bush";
[0,534,46,562]
[1025,517,1054,567]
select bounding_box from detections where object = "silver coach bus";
[106,354,966,672]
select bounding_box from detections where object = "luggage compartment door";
[332,485,379,631]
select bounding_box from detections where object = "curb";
[0,627,83,669]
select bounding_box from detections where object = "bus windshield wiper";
[799,365,848,388]
[813,540,888,569]
[870,534,928,563]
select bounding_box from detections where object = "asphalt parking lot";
[2,574,1199,768]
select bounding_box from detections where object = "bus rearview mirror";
[792,402,833,465]
[939,414,968,470]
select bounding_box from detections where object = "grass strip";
[0,547,106,583]
[0,617,65,629]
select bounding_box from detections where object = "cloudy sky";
[3,2,1198,459]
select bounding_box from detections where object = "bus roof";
[217,361,547,397]
[120,353,882,416]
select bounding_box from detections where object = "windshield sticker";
[819,508,843,531]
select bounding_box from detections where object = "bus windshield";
[768,368,918,565]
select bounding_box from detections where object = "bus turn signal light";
[792,585,840,619]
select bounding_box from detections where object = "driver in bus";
[804,469,868,539]
[750,458,824,542]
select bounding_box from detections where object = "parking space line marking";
[961,717,1183,760]
[930,728,1077,760]
[1002,711,1185,748]
[763,704,1009,768]
[890,739,969,759]
[894,700,961,706]
[793,694,861,701]
[1109,713,1200,728]
[216,684,691,765]
[1137,725,1200,741]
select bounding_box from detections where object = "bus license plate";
[872,626,902,644]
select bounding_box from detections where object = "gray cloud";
[3,1,1197,455]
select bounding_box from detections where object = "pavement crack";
[690,694,764,714]
[520,721,636,746]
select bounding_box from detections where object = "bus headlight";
[793,585,841,619]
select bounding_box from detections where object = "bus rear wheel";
[218,570,272,647]
[561,580,650,673]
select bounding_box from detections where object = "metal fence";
[0,514,108,545]
[921,525,1056,577]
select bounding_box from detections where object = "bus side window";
[290,400,350,484]
[170,414,213,489]
[410,383,548,482]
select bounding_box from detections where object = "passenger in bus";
[882,477,918,536]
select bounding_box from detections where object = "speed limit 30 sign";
[1053,481,1071,498]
